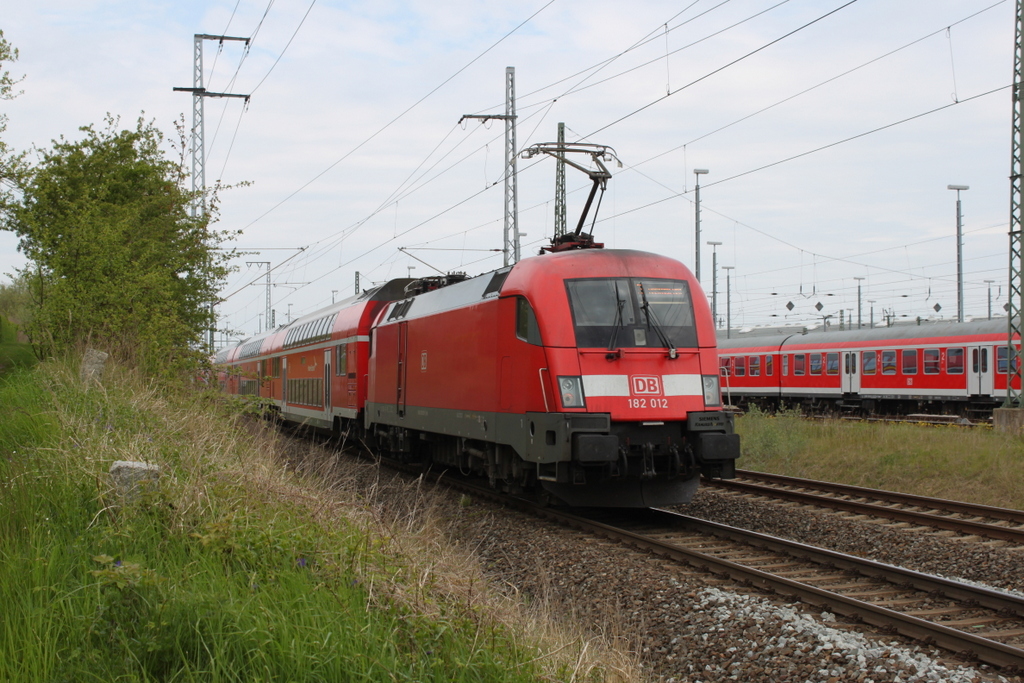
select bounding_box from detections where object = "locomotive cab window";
[515,297,543,345]
[565,277,697,349]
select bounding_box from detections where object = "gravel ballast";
[445,486,1022,683]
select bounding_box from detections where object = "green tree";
[4,116,236,375]
[0,29,25,214]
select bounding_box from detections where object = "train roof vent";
[387,299,414,322]
[482,267,512,298]
[284,312,338,349]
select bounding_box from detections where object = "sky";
[0,0,1018,344]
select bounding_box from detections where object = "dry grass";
[110,359,645,682]
[736,408,1024,509]
[284,440,644,683]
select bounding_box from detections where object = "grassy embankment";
[0,358,636,682]
[735,407,1024,509]
[0,314,34,373]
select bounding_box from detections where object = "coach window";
[862,351,876,375]
[923,348,940,375]
[825,352,839,375]
[793,354,805,376]
[336,344,348,376]
[881,350,896,375]
[946,348,964,374]
[782,354,789,376]
[997,346,1021,373]
[748,356,760,376]
[902,349,918,375]
[272,357,282,378]
[809,353,822,375]
[515,297,543,345]
[765,355,773,376]
[720,357,731,376]
[734,356,746,377]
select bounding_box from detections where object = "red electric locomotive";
[717,319,1022,415]
[217,248,739,507]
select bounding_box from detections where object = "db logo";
[630,375,662,396]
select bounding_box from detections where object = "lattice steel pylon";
[504,67,520,264]
[1008,0,1024,407]
[174,34,250,351]
[459,67,520,266]
[554,122,567,239]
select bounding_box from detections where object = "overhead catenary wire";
[217,1,1009,330]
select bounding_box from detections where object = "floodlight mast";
[522,142,620,252]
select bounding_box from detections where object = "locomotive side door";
[842,351,860,394]
[968,346,993,397]
[396,321,409,417]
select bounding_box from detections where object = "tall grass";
[0,358,636,682]
[735,406,1024,509]
[0,314,34,373]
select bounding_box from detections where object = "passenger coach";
[717,319,1022,415]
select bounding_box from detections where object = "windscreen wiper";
[606,282,627,352]
[637,282,677,359]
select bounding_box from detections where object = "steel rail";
[366,459,1024,668]
[705,471,1024,544]
[552,507,1024,670]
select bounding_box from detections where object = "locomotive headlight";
[558,376,586,409]
[702,374,721,407]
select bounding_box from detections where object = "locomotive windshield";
[565,278,697,349]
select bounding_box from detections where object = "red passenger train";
[216,248,739,507]
[716,320,1022,415]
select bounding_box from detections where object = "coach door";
[324,348,332,420]
[968,346,994,397]
[281,357,288,405]
[842,351,860,393]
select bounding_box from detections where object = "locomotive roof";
[717,317,1019,351]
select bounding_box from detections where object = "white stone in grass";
[109,460,161,500]
[80,348,109,385]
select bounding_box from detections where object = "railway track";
[542,505,1024,670]
[704,470,1024,545]
[373,456,1024,670]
